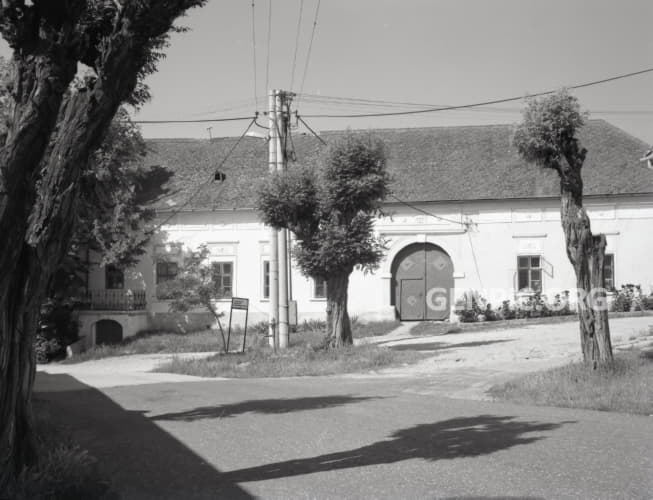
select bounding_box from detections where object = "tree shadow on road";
[34,373,253,499]
[150,395,383,422]
[221,414,574,483]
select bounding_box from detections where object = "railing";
[81,289,147,311]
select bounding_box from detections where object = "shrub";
[611,284,645,313]
[35,300,80,363]
[500,300,517,320]
[551,291,573,316]
[455,291,485,323]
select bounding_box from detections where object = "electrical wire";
[289,0,304,91]
[293,116,472,227]
[132,116,256,125]
[297,93,653,116]
[467,231,484,289]
[150,117,257,230]
[300,66,653,118]
[387,193,468,227]
[296,113,326,145]
[251,0,258,109]
[297,0,321,102]
[265,0,272,95]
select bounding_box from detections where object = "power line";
[265,0,272,94]
[293,117,472,227]
[297,0,321,102]
[467,231,484,289]
[289,0,304,91]
[301,66,653,119]
[387,193,468,227]
[150,117,257,229]
[298,93,653,116]
[132,116,256,125]
[251,0,258,109]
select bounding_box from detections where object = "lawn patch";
[61,319,401,364]
[155,331,426,378]
[62,328,223,363]
[489,349,653,415]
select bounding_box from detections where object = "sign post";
[228,297,250,353]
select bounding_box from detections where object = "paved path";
[35,372,653,499]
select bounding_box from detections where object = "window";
[262,260,270,299]
[211,261,233,299]
[105,265,124,290]
[156,261,178,284]
[604,254,615,290]
[517,255,542,292]
[313,276,327,299]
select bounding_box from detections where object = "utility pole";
[268,89,279,348]
[277,90,290,348]
[267,89,294,349]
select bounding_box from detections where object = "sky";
[1,0,653,142]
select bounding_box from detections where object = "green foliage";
[610,284,651,312]
[35,300,80,363]
[513,89,587,169]
[456,290,575,323]
[257,131,390,279]
[8,408,117,499]
[160,246,220,314]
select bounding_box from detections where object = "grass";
[155,329,426,378]
[7,404,117,499]
[62,318,402,364]
[488,348,653,415]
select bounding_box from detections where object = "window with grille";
[517,256,542,292]
[156,261,178,284]
[211,261,233,299]
[604,254,615,290]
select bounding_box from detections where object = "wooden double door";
[391,243,453,321]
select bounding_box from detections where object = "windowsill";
[310,298,327,302]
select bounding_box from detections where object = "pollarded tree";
[0,0,205,488]
[514,89,613,367]
[257,132,390,347]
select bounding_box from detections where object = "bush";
[500,300,517,320]
[35,300,80,363]
[610,284,651,313]
[455,290,487,322]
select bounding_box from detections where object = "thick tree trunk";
[560,140,613,368]
[0,248,44,487]
[0,3,205,488]
[0,54,77,491]
[326,271,353,347]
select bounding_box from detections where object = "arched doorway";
[391,243,453,320]
[95,319,123,345]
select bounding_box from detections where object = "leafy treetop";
[513,89,588,172]
[257,131,390,278]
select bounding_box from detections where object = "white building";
[79,120,653,345]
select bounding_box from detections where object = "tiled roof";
[144,120,653,211]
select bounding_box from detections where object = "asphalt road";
[34,372,653,500]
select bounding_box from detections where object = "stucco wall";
[85,194,653,327]
[78,310,150,348]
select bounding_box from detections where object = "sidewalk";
[36,352,215,391]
